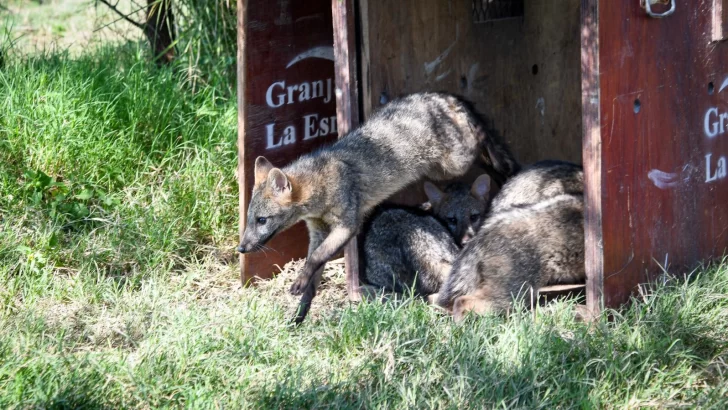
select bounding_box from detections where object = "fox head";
[237,156,303,253]
[424,174,491,246]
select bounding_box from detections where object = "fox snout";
[237,229,264,254]
[237,237,264,254]
[459,227,477,246]
[460,233,473,245]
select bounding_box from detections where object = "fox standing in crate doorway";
[237,92,519,324]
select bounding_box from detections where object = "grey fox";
[437,161,585,320]
[423,174,491,245]
[359,206,458,300]
[237,92,519,324]
[436,193,585,322]
[489,160,583,213]
[360,175,492,300]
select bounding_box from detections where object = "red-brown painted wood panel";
[598,0,728,307]
[237,0,337,282]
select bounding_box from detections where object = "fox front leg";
[290,225,355,296]
[290,221,328,324]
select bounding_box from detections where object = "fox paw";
[290,276,309,295]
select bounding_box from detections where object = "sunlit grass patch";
[0,40,726,409]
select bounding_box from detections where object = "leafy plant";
[21,169,119,227]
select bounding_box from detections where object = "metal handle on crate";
[641,0,676,18]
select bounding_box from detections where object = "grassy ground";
[1,7,728,410]
[1,0,142,55]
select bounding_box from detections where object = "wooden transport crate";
[237,0,728,316]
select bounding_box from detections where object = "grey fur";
[425,174,491,246]
[490,160,583,213]
[238,92,519,324]
[360,175,492,298]
[436,193,585,321]
[360,207,459,297]
[436,160,585,320]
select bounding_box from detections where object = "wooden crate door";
[237,0,337,282]
[595,0,728,308]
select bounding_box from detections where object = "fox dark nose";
[237,244,247,254]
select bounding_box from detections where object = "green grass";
[1,41,727,409]
[1,0,141,56]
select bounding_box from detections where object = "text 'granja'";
[263,78,337,150]
[266,79,334,108]
[703,107,728,138]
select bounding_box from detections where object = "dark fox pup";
[237,92,519,324]
[361,175,492,301]
[424,174,491,245]
[360,207,458,302]
[436,160,585,321]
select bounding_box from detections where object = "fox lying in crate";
[436,160,586,321]
[360,159,586,319]
[237,92,520,324]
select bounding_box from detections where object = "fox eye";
[447,217,457,225]
[470,213,480,223]
[256,217,267,225]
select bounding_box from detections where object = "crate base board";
[538,284,586,302]
[355,283,592,320]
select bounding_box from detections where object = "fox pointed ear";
[423,181,444,207]
[268,168,292,197]
[254,156,274,185]
[471,174,491,202]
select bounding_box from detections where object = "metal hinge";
[641,0,676,18]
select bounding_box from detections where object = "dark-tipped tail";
[447,92,521,186]
[479,127,521,186]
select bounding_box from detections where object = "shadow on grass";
[245,275,728,408]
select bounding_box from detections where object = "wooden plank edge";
[539,284,587,293]
[236,0,249,287]
[332,0,363,302]
[581,0,603,318]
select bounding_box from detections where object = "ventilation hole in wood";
[379,91,389,105]
[634,99,641,114]
[472,0,525,23]
[532,64,539,75]
[709,82,715,95]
